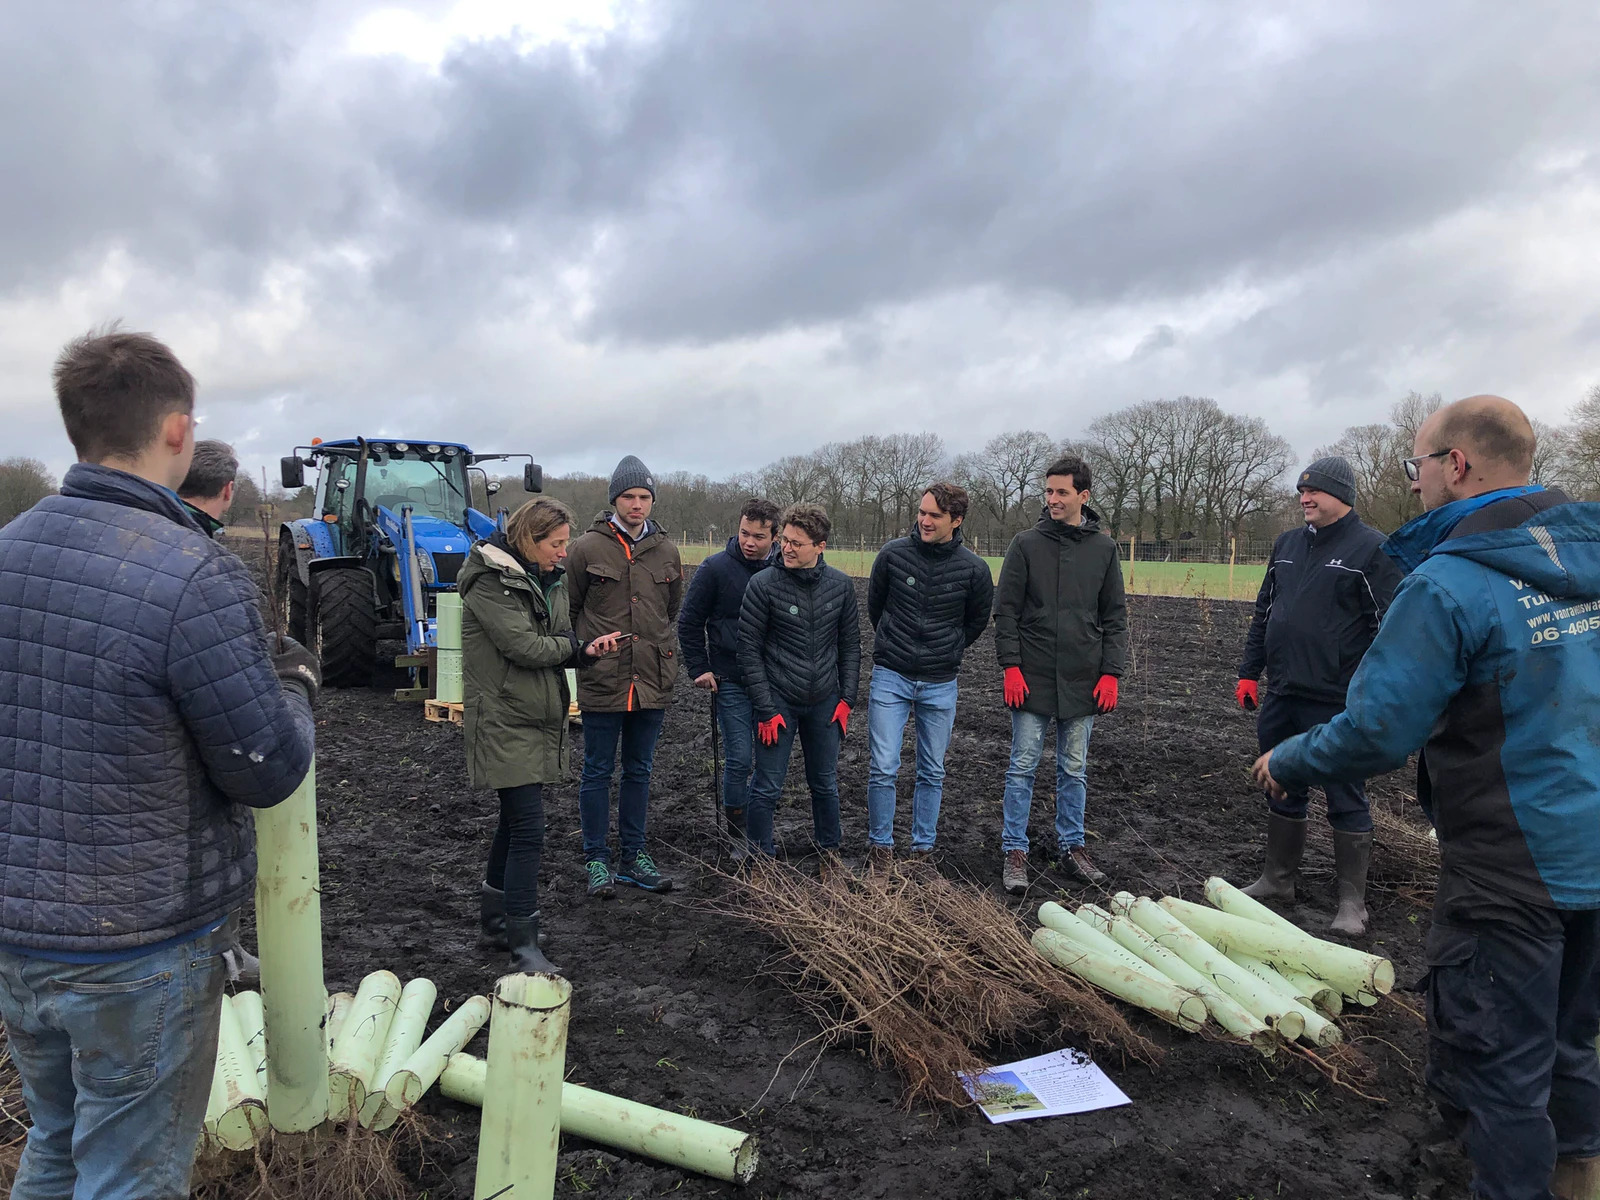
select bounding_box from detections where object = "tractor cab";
[277,437,541,688]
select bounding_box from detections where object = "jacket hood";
[1428,497,1600,600]
[62,463,202,532]
[1383,485,1546,573]
[1034,503,1103,538]
[723,534,776,572]
[461,536,565,597]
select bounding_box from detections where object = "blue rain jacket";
[1270,488,1600,910]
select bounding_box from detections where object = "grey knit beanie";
[1296,456,1356,506]
[608,454,656,503]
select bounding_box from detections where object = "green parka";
[564,512,683,713]
[993,507,1128,720]
[458,537,582,790]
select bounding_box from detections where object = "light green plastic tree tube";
[383,993,492,1110]
[326,991,354,1056]
[1118,897,1306,1042]
[442,1053,762,1184]
[362,978,438,1130]
[1100,913,1274,1052]
[209,994,269,1151]
[1159,896,1394,1000]
[330,970,402,1120]
[1203,877,1381,1005]
[435,592,464,704]
[1073,902,1121,936]
[232,990,268,1089]
[1267,962,1344,1017]
[1223,949,1341,1047]
[254,760,331,1133]
[475,973,573,1200]
[1037,902,1167,982]
[1031,927,1209,1032]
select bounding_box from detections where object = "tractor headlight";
[426,444,441,454]
[394,442,409,452]
[416,553,435,584]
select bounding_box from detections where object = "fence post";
[1130,535,1138,591]
[1228,537,1237,602]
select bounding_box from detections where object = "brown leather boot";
[1242,813,1306,902]
[1328,830,1373,937]
[1553,1155,1600,1200]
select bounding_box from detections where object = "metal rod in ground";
[474,973,572,1200]
[254,759,330,1132]
[710,694,721,833]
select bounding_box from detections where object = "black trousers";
[1256,692,1371,832]
[1426,875,1600,1199]
[485,783,545,920]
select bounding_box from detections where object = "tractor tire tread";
[315,567,378,688]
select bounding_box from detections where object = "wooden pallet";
[423,699,464,725]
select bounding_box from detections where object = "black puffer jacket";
[868,529,994,682]
[737,556,862,720]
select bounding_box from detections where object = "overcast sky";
[3,0,1597,483]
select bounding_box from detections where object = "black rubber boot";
[479,882,508,949]
[506,913,563,976]
[1242,813,1306,902]
[1329,830,1373,937]
[725,806,749,863]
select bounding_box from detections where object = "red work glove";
[1235,679,1259,711]
[831,701,851,738]
[1003,666,1029,709]
[1093,675,1119,713]
[757,714,787,746]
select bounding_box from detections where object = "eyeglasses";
[779,536,814,550]
[1402,449,1466,481]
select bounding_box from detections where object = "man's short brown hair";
[779,503,831,546]
[54,327,195,463]
[739,497,781,533]
[1045,454,1092,493]
[922,481,969,521]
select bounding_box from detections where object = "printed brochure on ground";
[960,1048,1131,1123]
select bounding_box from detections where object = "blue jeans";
[866,667,959,850]
[579,708,667,864]
[715,680,757,812]
[1426,881,1600,1200]
[746,698,842,855]
[1001,711,1095,854]
[0,922,232,1200]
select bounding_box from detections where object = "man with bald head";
[1254,396,1600,1200]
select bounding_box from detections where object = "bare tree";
[1562,384,1600,500]
[975,430,1054,534]
[0,457,57,525]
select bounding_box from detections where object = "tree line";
[4,384,1598,555]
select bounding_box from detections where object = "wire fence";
[676,530,1278,566]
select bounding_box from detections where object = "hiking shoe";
[585,859,616,900]
[907,847,936,866]
[1002,850,1029,895]
[1059,846,1106,885]
[819,849,850,884]
[617,851,674,893]
[866,844,894,872]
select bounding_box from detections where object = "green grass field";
[678,543,1266,600]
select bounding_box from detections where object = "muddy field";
[238,549,1457,1200]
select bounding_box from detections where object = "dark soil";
[238,546,1459,1200]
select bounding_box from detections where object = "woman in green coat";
[458,497,621,974]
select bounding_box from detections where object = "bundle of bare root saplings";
[722,858,1159,1109]
[1030,877,1394,1095]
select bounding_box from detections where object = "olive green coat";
[564,513,684,713]
[458,540,579,789]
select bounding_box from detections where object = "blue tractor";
[277,438,542,688]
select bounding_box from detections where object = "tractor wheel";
[312,567,378,688]
[277,536,309,644]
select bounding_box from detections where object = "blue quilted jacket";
[0,464,315,953]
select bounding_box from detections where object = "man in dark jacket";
[564,455,683,897]
[1236,455,1403,936]
[677,497,779,855]
[865,481,993,863]
[1255,397,1600,1200]
[0,329,317,1199]
[736,503,861,864]
[993,455,1127,893]
[177,437,238,538]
